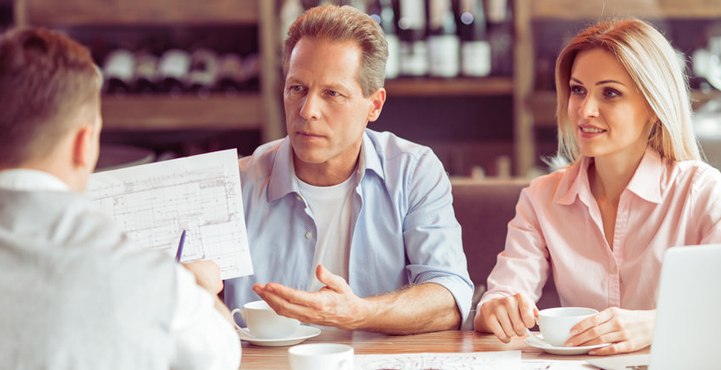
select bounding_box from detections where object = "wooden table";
[239,329,649,369]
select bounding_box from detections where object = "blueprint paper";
[354,351,521,370]
[86,149,253,279]
[522,359,596,370]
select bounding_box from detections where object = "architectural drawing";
[354,351,521,370]
[86,149,253,279]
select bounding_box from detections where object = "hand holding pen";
[176,229,223,294]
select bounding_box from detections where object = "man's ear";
[367,88,387,123]
[72,124,96,169]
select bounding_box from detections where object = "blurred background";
[2,0,721,177]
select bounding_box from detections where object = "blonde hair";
[555,18,700,164]
[283,5,388,98]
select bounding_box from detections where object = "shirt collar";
[626,148,663,204]
[554,147,663,206]
[555,156,593,206]
[0,169,70,192]
[266,131,384,202]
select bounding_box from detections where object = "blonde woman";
[474,19,721,355]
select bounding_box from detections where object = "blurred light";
[398,18,410,30]
[461,12,474,25]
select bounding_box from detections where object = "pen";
[175,229,186,262]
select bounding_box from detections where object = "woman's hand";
[475,293,538,343]
[566,307,656,355]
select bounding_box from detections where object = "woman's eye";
[604,88,621,98]
[570,85,585,95]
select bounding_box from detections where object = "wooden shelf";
[101,94,262,131]
[16,0,258,26]
[384,77,513,97]
[531,0,721,19]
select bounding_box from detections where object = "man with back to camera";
[223,5,473,334]
[0,27,240,369]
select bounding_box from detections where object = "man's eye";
[326,90,340,97]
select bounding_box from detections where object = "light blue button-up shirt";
[224,129,473,323]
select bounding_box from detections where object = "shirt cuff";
[417,272,474,324]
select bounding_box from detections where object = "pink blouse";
[478,148,721,311]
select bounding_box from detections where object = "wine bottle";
[281,0,304,43]
[398,0,428,77]
[486,0,512,76]
[216,53,244,95]
[338,0,368,13]
[102,49,135,97]
[369,0,400,79]
[458,0,491,77]
[133,52,160,95]
[427,0,460,78]
[158,49,190,97]
[187,48,219,99]
[241,53,261,91]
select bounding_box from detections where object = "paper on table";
[354,351,521,370]
[86,149,252,279]
[522,359,597,370]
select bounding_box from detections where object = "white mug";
[535,307,598,347]
[231,300,300,339]
[288,343,354,370]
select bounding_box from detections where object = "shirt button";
[305,231,313,239]
[296,195,303,201]
[611,266,618,275]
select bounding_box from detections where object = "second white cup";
[231,300,300,339]
[536,307,598,347]
[288,343,354,370]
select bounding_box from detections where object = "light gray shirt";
[0,169,240,370]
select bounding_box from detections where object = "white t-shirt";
[296,172,356,292]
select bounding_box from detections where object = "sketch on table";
[354,351,520,370]
[86,149,253,279]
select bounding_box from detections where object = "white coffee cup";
[288,343,354,370]
[231,300,300,339]
[535,307,598,347]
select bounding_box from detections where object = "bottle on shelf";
[338,0,368,13]
[133,52,161,95]
[397,0,429,77]
[368,0,400,79]
[216,53,245,95]
[157,49,191,97]
[486,0,512,76]
[241,53,261,91]
[102,49,135,97]
[427,0,460,78]
[187,48,220,99]
[281,0,305,42]
[457,0,491,77]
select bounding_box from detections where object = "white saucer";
[237,326,321,347]
[524,336,610,355]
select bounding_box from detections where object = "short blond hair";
[555,19,700,164]
[283,5,388,98]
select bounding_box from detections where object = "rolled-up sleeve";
[403,150,474,322]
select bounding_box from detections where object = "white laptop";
[586,244,721,370]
